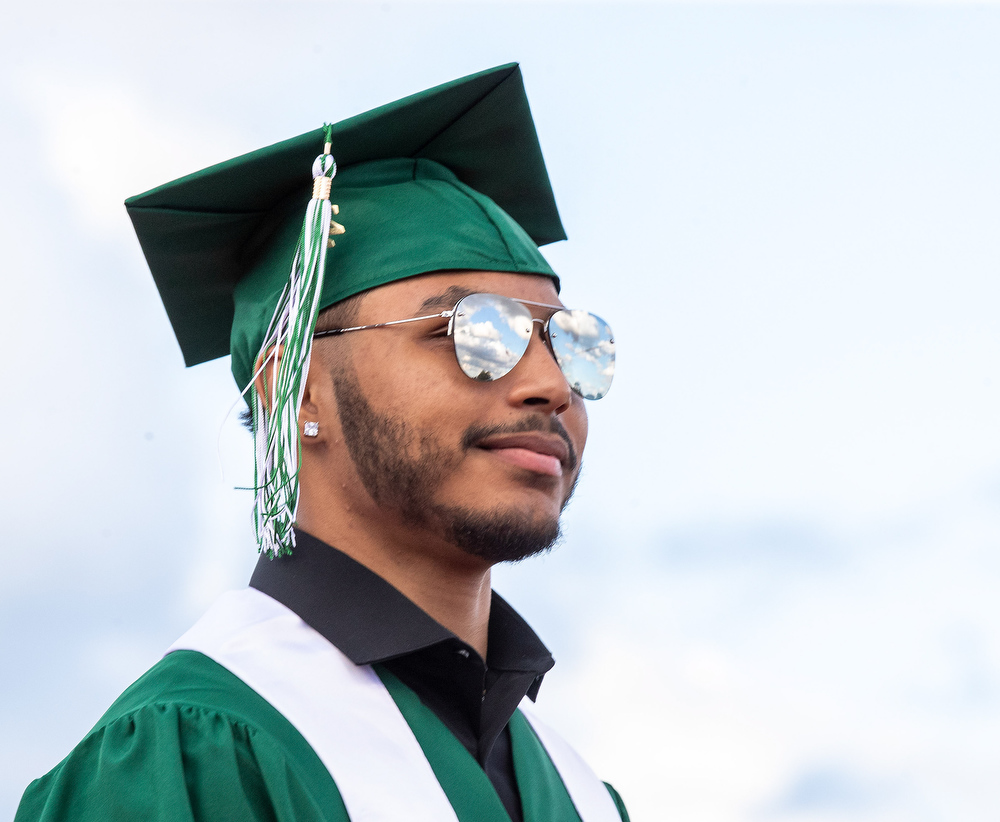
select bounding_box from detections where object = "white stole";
[168,588,620,822]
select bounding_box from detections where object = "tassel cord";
[243,140,338,557]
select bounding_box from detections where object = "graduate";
[16,64,626,822]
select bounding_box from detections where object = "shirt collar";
[248,529,554,680]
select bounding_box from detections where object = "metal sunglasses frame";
[312,294,567,338]
[311,292,614,397]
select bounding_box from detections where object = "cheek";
[567,399,589,454]
[346,335,420,402]
[347,340,469,443]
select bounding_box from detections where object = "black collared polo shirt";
[249,529,555,822]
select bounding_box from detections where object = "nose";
[504,322,574,414]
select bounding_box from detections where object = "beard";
[332,368,578,564]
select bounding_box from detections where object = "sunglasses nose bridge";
[523,315,555,357]
[518,316,548,351]
[520,315,573,387]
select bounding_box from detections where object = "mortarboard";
[125,63,566,556]
[126,62,565,391]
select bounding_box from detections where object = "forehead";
[357,270,563,318]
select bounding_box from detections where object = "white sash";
[519,706,622,822]
[168,588,620,822]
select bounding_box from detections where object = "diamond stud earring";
[303,421,319,437]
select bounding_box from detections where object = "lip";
[473,432,571,477]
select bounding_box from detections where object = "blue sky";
[3,3,1000,820]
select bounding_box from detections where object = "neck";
[296,499,494,660]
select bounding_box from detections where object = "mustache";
[462,416,579,472]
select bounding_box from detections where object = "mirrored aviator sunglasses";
[450,293,615,400]
[314,292,616,400]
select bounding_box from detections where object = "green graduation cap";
[125,62,566,557]
[126,62,564,390]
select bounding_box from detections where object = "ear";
[252,346,282,414]
[299,360,324,420]
[252,345,339,445]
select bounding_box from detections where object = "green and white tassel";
[249,127,341,557]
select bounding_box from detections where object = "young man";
[16,64,625,822]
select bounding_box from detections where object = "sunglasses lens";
[548,310,616,400]
[452,293,533,381]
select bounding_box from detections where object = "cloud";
[764,764,894,816]
[13,72,237,235]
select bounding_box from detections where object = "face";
[310,271,590,565]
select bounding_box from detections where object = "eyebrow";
[416,286,478,313]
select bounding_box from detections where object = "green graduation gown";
[17,591,629,822]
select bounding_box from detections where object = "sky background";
[3,2,1000,820]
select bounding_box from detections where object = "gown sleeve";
[14,702,350,822]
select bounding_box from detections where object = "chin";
[441,505,564,565]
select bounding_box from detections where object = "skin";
[260,271,589,660]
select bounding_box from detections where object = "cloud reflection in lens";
[549,309,615,400]
[451,294,614,400]
[454,294,532,380]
